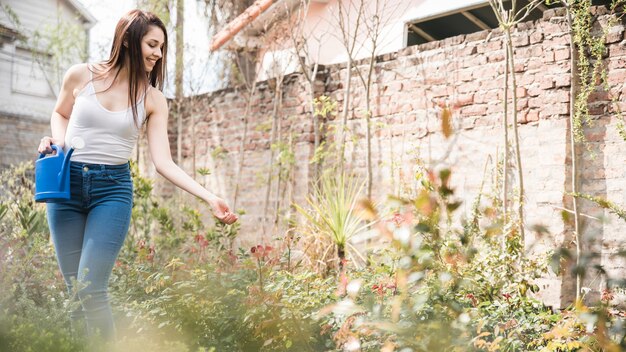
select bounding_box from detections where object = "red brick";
[527,58,546,70]
[608,69,626,86]
[455,93,474,107]
[543,50,556,63]
[606,25,625,44]
[554,74,571,88]
[458,69,473,81]
[457,83,478,94]
[588,103,607,115]
[540,77,556,89]
[527,109,540,122]
[487,50,506,63]
[425,76,446,85]
[554,47,571,61]
[462,55,488,68]
[513,34,530,47]
[609,42,626,57]
[472,66,498,80]
[480,78,502,90]
[540,102,570,117]
[474,89,499,104]
[518,73,536,86]
[530,31,544,44]
[608,57,626,70]
[588,90,610,102]
[551,90,571,103]
[527,86,543,97]
[529,97,542,108]
[477,40,502,54]
[461,104,488,116]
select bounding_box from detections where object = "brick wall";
[1,113,50,170]
[162,8,626,308]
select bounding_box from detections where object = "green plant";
[295,172,370,270]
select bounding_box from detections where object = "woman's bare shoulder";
[145,86,168,117]
[63,63,93,97]
[64,63,91,83]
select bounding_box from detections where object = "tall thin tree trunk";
[233,84,257,210]
[191,98,197,179]
[262,80,283,238]
[503,33,510,222]
[505,27,526,243]
[365,87,372,199]
[273,110,284,231]
[310,62,321,184]
[338,60,352,174]
[565,5,582,302]
[175,0,184,167]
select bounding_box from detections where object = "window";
[12,47,54,98]
[406,0,612,46]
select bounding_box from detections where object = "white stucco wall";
[303,0,490,65]
[0,0,93,169]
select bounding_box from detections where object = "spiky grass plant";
[295,172,370,271]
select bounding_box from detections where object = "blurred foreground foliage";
[0,162,625,352]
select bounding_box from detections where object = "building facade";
[182,4,626,309]
[0,0,94,169]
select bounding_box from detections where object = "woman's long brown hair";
[96,9,168,125]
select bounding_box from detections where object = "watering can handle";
[38,144,61,159]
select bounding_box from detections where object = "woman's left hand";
[208,196,238,224]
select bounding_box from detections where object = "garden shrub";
[1,162,625,351]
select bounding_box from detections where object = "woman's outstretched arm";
[146,89,238,225]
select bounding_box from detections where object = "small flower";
[502,293,512,302]
[391,212,403,226]
[147,244,155,262]
[466,293,478,306]
[251,245,273,259]
[372,284,383,295]
[194,234,209,249]
[227,249,237,263]
[601,289,614,302]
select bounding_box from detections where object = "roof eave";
[63,0,97,28]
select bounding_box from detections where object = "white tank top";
[64,69,147,165]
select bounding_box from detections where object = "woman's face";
[141,25,165,73]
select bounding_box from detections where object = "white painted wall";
[304,0,490,65]
[255,0,492,82]
[0,0,93,121]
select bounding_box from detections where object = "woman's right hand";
[207,196,238,225]
[38,136,63,154]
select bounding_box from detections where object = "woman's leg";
[47,201,88,335]
[76,166,133,340]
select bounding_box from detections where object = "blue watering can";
[34,137,84,203]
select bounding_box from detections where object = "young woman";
[37,9,237,340]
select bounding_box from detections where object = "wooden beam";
[210,0,274,51]
[408,23,436,42]
[461,11,490,31]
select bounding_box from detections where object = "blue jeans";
[47,162,133,340]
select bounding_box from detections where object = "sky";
[77,0,219,97]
